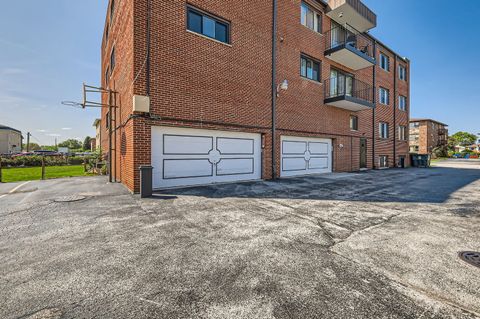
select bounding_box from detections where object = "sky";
[0,1,479,145]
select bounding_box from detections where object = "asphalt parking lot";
[1,159,479,318]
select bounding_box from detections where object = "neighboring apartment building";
[93,119,101,152]
[101,0,410,192]
[409,119,448,154]
[0,124,22,154]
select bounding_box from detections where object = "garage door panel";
[282,141,307,155]
[217,158,254,176]
[152,127,261,189]
[281,136,332,177]
[163,135,213,155]
[282,157,307,172]
[217,138,254,155]
[163,159,213,179]
[309,142,329,155]
[309,157,329,169]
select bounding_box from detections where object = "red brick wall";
[102,0,411,192]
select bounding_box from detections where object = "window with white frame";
[379,87,389,105]
[379,53,389,71]
[399,65,407,81]
[398,126,407,141]
[301,2,322,33]
[379,155,388,168]
[399,95,407,111]
[379,122,389,139]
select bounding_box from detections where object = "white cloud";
[61,127,72,130]
[1,68,26,76]
[47,134,61,137]
[37,129,47,133]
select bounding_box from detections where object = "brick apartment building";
[100,0,410,192]
[409,119,448,154]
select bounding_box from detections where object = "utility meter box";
[133,95,150,113]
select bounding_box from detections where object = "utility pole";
[26,132,31,152]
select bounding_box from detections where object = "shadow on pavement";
[153,166,480,204]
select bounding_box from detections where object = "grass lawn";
[1,165,91,183]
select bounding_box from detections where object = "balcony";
[324,24,376,70]
[438,128,448,135]
[326,0,377,33]
[324,76,374,111]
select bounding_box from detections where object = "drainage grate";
[458,251,480,269]
[54,195,87,203]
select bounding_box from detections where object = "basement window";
[187,6,230,44]
[379,156,388,168]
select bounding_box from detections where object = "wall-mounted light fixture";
[276,79,289,97]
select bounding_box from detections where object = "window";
[379,53,389,71]
[379,122,389,139]
[301,2,322,33]
[350,115,358,131]
[110,47,115,75]
[105,66,109,86]
[105,25,109,44]
[379,87,389,105]
[410,122,419,128]
[398,126,407,141]
[399,95,407,111]
[106,112,110,129]
[300,55,321,82]
[379,156,388,168]
[110,0,115,20]
[399,65,407,81]
[187,7,230,44]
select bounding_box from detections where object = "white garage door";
[281,136,332,177]
[152,127,262,189]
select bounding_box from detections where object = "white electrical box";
[133,95,150,113]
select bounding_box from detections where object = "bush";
[0,155,96,168]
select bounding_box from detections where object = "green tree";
[450,132,477,146]
[58,139,82,150]
[22,142,41,151]
[83,136,92,151]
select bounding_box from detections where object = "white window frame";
[379,87,389,105]
[379,155,388,168]
[399,95,407,111]
[399,65,407,81]
[380,53,389,71]
[301,2,322,33]
[398,126,407,141]
[379,122,389,139]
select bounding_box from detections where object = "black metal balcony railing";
[324,24,375,60]
[324,76,373,105]
[438,128,448,135]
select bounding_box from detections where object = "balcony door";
[331,21,356,48]
[330,69,353,97]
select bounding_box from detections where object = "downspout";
[393,55,397,166]
[372,40,377,169]
[271,0,278,179]
[146,0,151,96]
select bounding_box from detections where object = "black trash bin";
[411,154,430,168]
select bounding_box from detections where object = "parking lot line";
[0,181,31,199]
